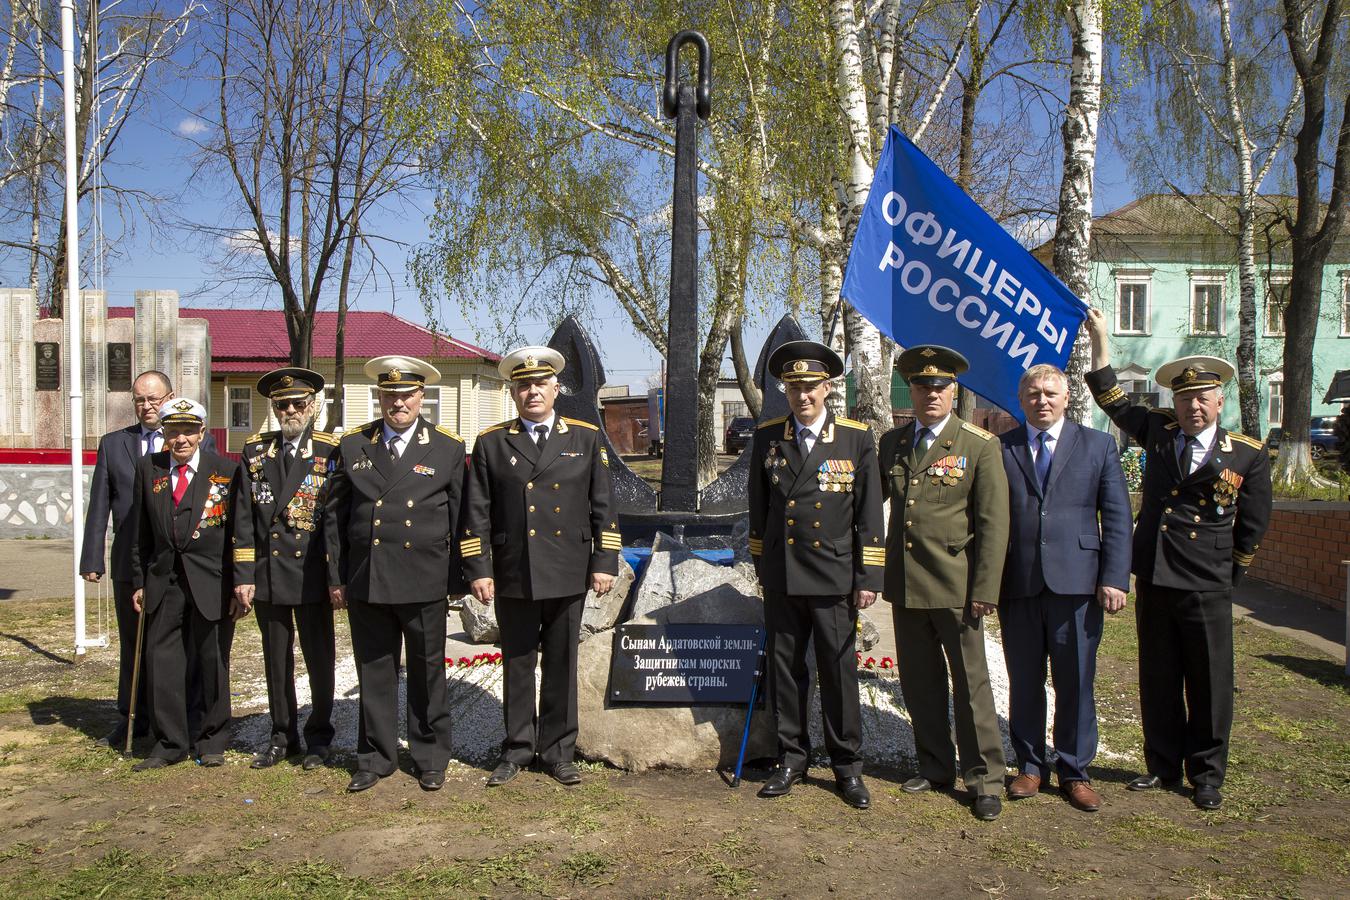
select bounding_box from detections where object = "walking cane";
[730,628,768,788]
[124,597,147,756]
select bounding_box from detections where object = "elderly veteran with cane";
[1085,307,1271,811]
[128,398,246,770]
[464,346,622,788]
[748,340,885,809]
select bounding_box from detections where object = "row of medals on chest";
[248,454,324,531]
[764,443,856,492]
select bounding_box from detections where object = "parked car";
[724,416,756,454]
[1264,417,1339,459]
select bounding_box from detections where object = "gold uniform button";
[788,500,796,508]
[554,507,561,513]
[813,521,820,528]
[787,538,795,545]
[271,533,279,539]
[373,538,381,546]
[374,519,381,526]
[271,550,279,557]
[405,520,412,527]
[812,540,821,548]
[1163,507,1172,514]
[1189,531,1197,539]
[1160,525,1168,533]
[905,542,913,550]
[1170,489,1179,496]
[1193,515,1201,523]
[407,499,414,508]
[787,518,795,526]
[529,505,536,512]
[906,499,915,507]
[911,478,919,486]
[526,481,534,490]
[554,530,562,536]
[294,550,302,558]
[905,520,912,528]
[404,541,412,549]
[814,502,822,509]
[553,483,560,490]
[529,529,536,537]
[1198,499,1207,506]
[375,499,383,507]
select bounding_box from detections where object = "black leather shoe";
[198,753,225,768]
[757,766,804,798]
[96,725,129,749]
[302,747,330,771]
[973,794,1002,820]
[837,776,871,809]
[418,769,445,791]
[1128,774,1181,792]
[132,756,174,772]
[901,776,952,793]
[251,744,298,769]
[486,760,522,787]
[347,771,382,793]
[1192,785,1223,810]
[548,762,582,786]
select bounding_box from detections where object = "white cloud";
[176,117,209,137]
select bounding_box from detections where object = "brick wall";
[1248,501,1350,610]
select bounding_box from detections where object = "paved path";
[3,541,1341,669]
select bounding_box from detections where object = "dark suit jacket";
[324,417,467,605]
[82,425,217,581]
[128,449,240,621]
[747,412,885,595]
[998,420,1132,600]
[1087,365,1272,591]
[462,416,621,600]
[233,425,338,605]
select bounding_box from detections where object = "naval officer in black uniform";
[1085,308,1272,811]
[463,346,622,788]
[233,367,338,771]
[325,355,466,793]
[748,340,885,809]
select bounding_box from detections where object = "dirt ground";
[0,596,1346,898]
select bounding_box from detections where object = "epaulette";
[478,421,512,438]
[835,416,868,431]
[435,425,465,443]
[961,421,994,441]
[362,419,383,432]
[1227,431,1262,450]
[245,431,267,444]
[758,416,788,430]
[311,430,338,446]
[561,417,598,431]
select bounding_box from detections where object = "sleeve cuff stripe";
[233,550,256,562]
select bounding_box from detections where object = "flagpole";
[61,0,92,656]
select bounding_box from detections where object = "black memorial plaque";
[107,343,132,391]
[609,623,762,704]
[35,342,60,391]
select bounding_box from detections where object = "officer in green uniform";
[879,345,1009,821]
[1084,308,1271,811]
[749,340,885,809]
[463,346,622,789]
[233,367,338,771]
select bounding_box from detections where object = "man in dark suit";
[325,355,465,793]
[464,346,622,789]
[81,370,216,747]
[127,399,244,770]
[233,367,338,771]
[998,363,1132,813]
[1085,308,1271,811]
[879,345,1009,821]
[747,340,885,809]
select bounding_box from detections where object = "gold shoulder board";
[961,421,994,441]
[758,416,788,430]
[435,425,465,443]
[311,431,338,446]
[561,417,599,431]
[1227,431,1263,450]
[478,421,511,437]
[835,416,869,431]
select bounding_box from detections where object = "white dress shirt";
[793,409,827,455]
[1179,422,1218,474]
[139,427,162,456]
[381,421,417,457]
[914,413,953,452]
[521,412,558,445]
[171,449,201,492]
[1026,416,1066,462]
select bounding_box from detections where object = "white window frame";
[1113,271,1152,335]
[1189,271,1226,336]
[1264,274,1290,337]
[1268,372,1284,429]
[228,385,252,431]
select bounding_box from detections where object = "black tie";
[535,423,550,450]
[1179,434,1199,475]
[282,442,293,475]
[388,434,401,462]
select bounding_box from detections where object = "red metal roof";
[107,306,499,363]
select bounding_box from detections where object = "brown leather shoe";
[1007,773,1042,800]
[1061,780,1101,812]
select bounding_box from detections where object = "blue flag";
[841,126,1088,421]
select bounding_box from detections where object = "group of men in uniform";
[84,319,1271,813]
[749,330,1270,818]
[83,345,619,793]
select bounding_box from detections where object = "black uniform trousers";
[347,597,452,775]
[112,578,151,736]
[255,600,336,752]
[1135,579,1234,788]
[764,591,863,779]
[496,593,584,767]
[143,567,231,761]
